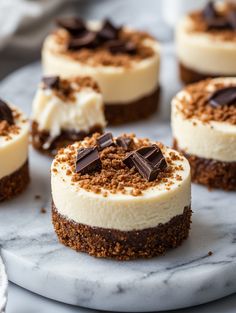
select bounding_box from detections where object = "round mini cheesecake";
[0,100,29,201]
[51,133,191,260]
[176,2,236,84]
[172,77,236,190]
[31,76,106,155]
[42,18,160,124]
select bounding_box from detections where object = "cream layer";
[0,105,29,179]
[32,88,106,140]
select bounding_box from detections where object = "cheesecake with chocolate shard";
[171,77,236,190]
[0,100,29,201]
[31,76,106,155]
[176,1,236,84]
[42,17,160,124]
[51,133,191,260]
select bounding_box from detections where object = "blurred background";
[0,0,211,80]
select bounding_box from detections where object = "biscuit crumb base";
[52,202,191,260]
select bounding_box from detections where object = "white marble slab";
[0,256,8,313]
[0,48,235,312]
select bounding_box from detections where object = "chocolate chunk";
[68,31,97,50]
[206,17,230,30]
[97,132,114,150]
[106,40,137,55]
[123,152,134,168]
[42,76,60,89]
[228,11,236,30]
[76,147,102,174]
[116,136,133,150]
[203,2,218,20]
[0,99,14,125]
[123,145,167,181]
[209,86,236,107]
[97,19,120,41]
[56,17,86,35]
[132,152,159,182]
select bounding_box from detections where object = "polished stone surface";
[0,47,235,311]
[0,256,7,313]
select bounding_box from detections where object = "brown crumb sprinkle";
[52,28,156,67]
[177,79,236,125]
[53,133,185,197]
[208,251,213,256]
[35,195,41,200]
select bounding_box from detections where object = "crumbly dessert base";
[31,121,103,156]
[52,202,191,260]
[0,161,30,202]
[104,86,160,125]
[173,139,236,190]
[178,62,224,85]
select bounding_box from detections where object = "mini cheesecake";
[51,133,191,260]
[42,18,160,124]
[172,77,236,190]
[176,2,236,84]
[0,100,29,201]
[31,76,106,155]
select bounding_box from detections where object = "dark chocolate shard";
[76,147,102,175]
[68,31,97,50]
[97,19,120,41]
[97,132,114,150]
[123,152,134,169]
[206,17,231,30]
[116,136,133,151]
[0,99,14,125]
[123,144,167,181]
[203,1,218,20]
[228,10,236,30]
[132,152,158,182]
[56,17,86,35]
[106,39,137,55]
[42,76,60,89]
[209,86,236,107]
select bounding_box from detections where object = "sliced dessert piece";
[176,1,236,84]
[0,100,29,201]
[51,133,191,260]
[171,77,236,190]
[31,76,106,155]
[42,18,160,124]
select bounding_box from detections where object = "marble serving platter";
[0,47,235,312]
[0,255,8,313]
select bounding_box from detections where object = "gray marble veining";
[0,47,235,312]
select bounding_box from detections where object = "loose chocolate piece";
[68,31,97,50]
[97,132,114,150]
[116,136,133,151]
[228,11,236,30]
[56,17,86,35]
[203,2,218,21]
[0,99,14,125]
[132,152,158,182]
[209,86,236,107]
[97,19,120,41]
[76,147,102,175]
[42,76,60,89]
